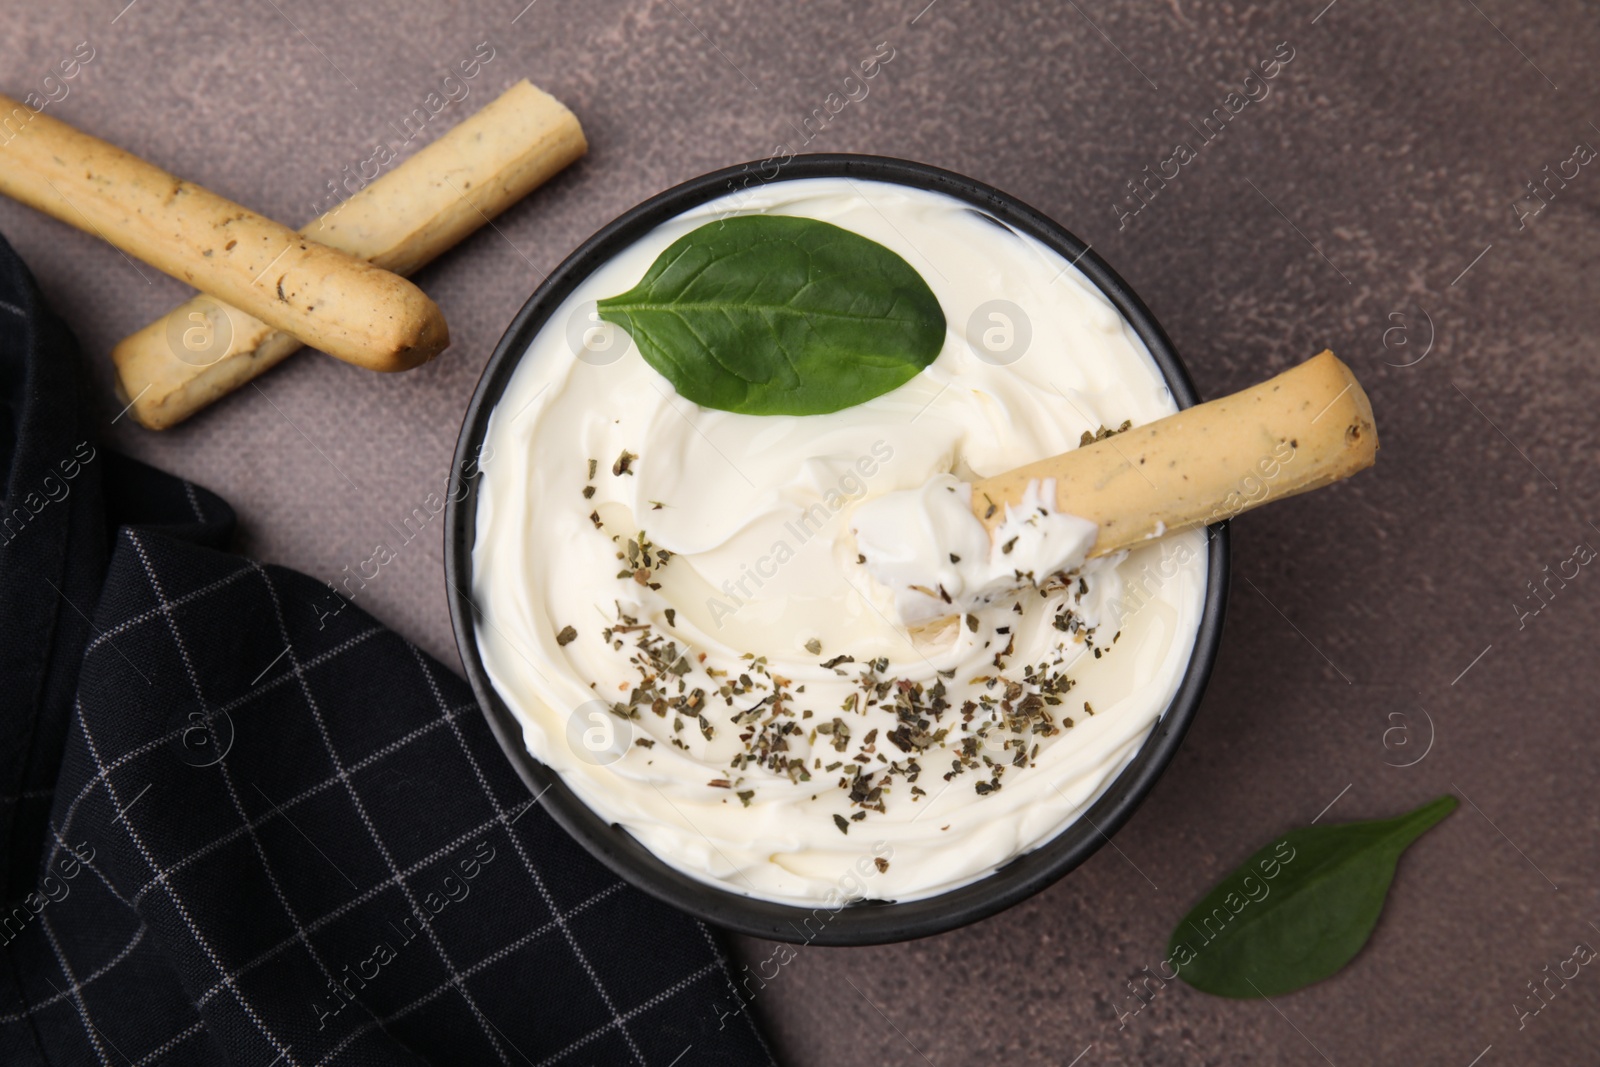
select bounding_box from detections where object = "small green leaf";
[1169,794,1457,998]
[596,215,946,415]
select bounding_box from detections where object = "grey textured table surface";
[5,1,1599,1063]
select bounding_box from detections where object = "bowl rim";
[445,153,1230,946]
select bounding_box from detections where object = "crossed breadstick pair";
[0,81,586,429]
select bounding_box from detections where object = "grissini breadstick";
[971,350,1377,554]
[0,92,448,374]
[111,79,586,429]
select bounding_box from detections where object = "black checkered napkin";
[0,233,776,1066]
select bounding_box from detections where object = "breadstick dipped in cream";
[852,351,1377,625]
[110,80,587,429]
[0,92,448,374]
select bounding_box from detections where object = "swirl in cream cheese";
[851,474,1101,626]
[472,177,1207,905]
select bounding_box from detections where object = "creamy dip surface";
[472,178,1208,906]
[851,474,1102,626]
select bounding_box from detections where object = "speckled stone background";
[5,0,1599,1063]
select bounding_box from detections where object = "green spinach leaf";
[1169,794,1457,998]
[596,215,945,415]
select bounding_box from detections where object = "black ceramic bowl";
[445,154,1229,946]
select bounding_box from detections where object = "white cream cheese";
[472,177,1208,905]
[851,475,1101,626]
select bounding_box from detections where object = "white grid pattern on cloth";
[695,920,776,1062]
[0,925,146,1024]
[193,811,546,1010]
[248,561,517,1067]
[122,532,305,1065]
[525,963,722,1067]
[134,549,400,1049]
[9,833,145,1053]
[128,697,471,909]
[41,538,621,1023]
[314,883,629,1065]
[404,645,649,1066]
[9,689,471,1024]
[43,623,389,896]
[326,956,730,1067]
[46,825,134,909]
[64,687,299,1066]
[83,565,255,656]
[15,522,769,1066]
[15,633,425,1009]
[37,911,115,1066]
[130,1018,207,1067]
